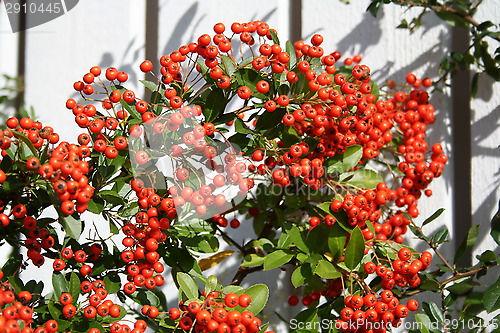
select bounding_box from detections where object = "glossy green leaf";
[87,197,104,214]
[414,313,431,333]
[423,301,444,323]
[327,145,362,173]
[285,225,309,253]
[344,227,365,270]
[422,208,445,226]
[221,55,236,76]
[314,260,342,279]
[139,79,159,92]
[447,278,480,295]
[454,224,480,264]
[339,169,382,189]
[56,319,71,331]
[291,264,313,288]
[263,250,294,271]
[176,272,199,300]
[234,118,253,134]
[47,301,61,320]
[431,228,449,245]
[103,272,121,294]
[268,29,280,45]
[483,278,500,313]
[328,223,347,260]
[12,131,38,157]
[59,214,82,240]
[52,273,68,299]
[235,68,264,92]
[7,276,23,294]
[203,88,226,123]
[68,272,80,300]
[491,203,500,246]
[241,254,266,268]
[244,284,269,315]
[286,40,297,67]
[435,10,468,28]
[256,108,286,130]
[130,289,161,307]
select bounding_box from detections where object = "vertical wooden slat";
[451,25,472,267]
[14,0,26,116]
[144,0,159,98]
[289,0,302,42]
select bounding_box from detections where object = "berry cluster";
[0,19,450,333]
[165,291,264,333]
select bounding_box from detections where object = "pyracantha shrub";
[0,20,449,333]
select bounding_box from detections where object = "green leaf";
[327,145,362,173]
[87,197,105,214]
[291,264,313,288]
[431,227,449,245]
[314,260,342,279]
[241,254,266,267]
[103,272,121,294]
[286,40,297,68]
[176,272,199,300]
[139,79,159,92]
[435,10,468,28]
[423,301,444,323]
[483,277,500,313]
[422,208,445,226]
[12,131,38,157]
[48,301,62,320]
[344,227,365,270]
[235,68,264,91]
[205,275,218,295]
[59,214,82,240]
[203,88,226,123]
[454,224,480,263]
[285,225,309,253]
[256,108,286,130]
[68,272,80,300]
[396,18,409,29]
[328,223,347,260]
[244,284,269,315]
[234,118,253,134]
[98,190,126,206]
[130,289,161,307]
[263,250,294,271]
[1,258,22,277]
[8,276,24,294]
[268,29,280,45]
[414,313,432,333]
[221,55,236,76]
[52,273,68,299]
[447,278,480,295]
[292,308,319,333]
[491,202,500,246]
[339,169,382,189]
[56,319,71,331]
[471,72,480,97]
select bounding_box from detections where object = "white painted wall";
[23,0,146,143]
[470,1,500,275]
[0,3,19,118]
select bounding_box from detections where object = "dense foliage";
[0,20,498,333]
